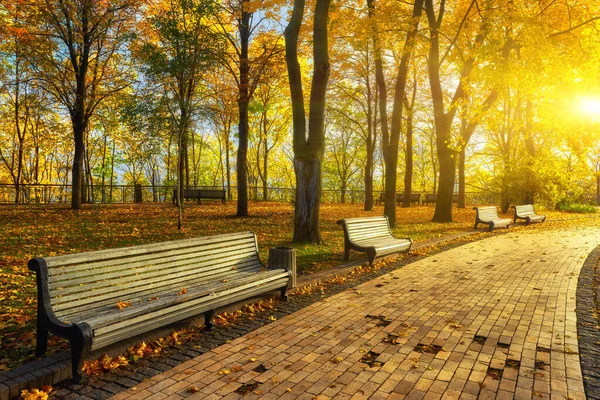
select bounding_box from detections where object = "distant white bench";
[337,216,412,266]
[512,204,546,225]
[473,206,512,232]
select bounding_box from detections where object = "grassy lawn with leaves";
[0,201,596,371]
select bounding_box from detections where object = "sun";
[581,98,600,116]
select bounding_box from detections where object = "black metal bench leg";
[367,249,376,267]
[280,287,288,301]
[488,223,494,232]
[204,310,215,331]
[71,323,92,383]
[36,316,49,358]
[474,221,478,230]
[343,243,351,261]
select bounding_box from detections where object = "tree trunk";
[236,8,251,217]
[458,145,466,208]
[110,140,115,202]
[226,126,232,200]
[101,134,107,203]
[524,101,535,204]
[433,140,456,222]
[364,139,374,211]
[263,143,268,201]
[597,174,600,206]
[402,100,414,208]
[71,114,85,210]
[371,0,423,226]
[285,0,330,243]
[293,158,322,242]
[364,74,374,211]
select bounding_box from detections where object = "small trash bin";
[268,247,296,288]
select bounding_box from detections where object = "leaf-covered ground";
[0,201,596,372]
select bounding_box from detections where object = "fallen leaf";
[116,301,131,309]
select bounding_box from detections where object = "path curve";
[110,227,600,400]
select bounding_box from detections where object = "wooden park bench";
[512,204,546,225]
[28,232,293,382]
[375,193,421,206]
[397,193,421,206]
[337,216,412,266]
[173,188,226,205]
[473,206,512,232]
[424,193,459,205]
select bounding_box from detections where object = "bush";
[556,199,598,213]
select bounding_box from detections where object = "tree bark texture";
[236,8,251,217]
[284,0,330,243]
[371,0,423,226]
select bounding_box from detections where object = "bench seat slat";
[90,276,287,351]
[94,274,287,338]
[81,269,286,329]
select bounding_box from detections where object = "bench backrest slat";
[43,232,260,319]
[515,204,535,215]
[49,250,259,299]
[476,206,500,220]
[200,190,225,198]
[339,216,394,243]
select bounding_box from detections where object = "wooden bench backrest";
[200,190,225,199]
[514,204,535,215]
[183,189,200,198]
[425,194,437,202]
[476,206,500,220]
[396,193,421,202]
[340,216,393,242]
[32,232,261,321]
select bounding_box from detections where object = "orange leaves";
[83,354,128,376]
[116,301,131,309]
[19,386,52,400]
[179,288,187,295]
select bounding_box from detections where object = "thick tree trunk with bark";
[71,111,86,210]
[293,158,322,242]
[458,145,466,208]
[285,0,330,243]
[434,133,456,222]
[236,8,251,217]
[402,90,415,208]
[524,101,535,204]
[364,138,374,211]
[370,0,423,226]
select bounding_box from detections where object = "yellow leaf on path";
[219,369,231,375]
[269,316,277,321]
[20,388,49,400]
[179,288,187,295]
[188,387,199,393]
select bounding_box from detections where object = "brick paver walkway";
[109,227,600,400]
